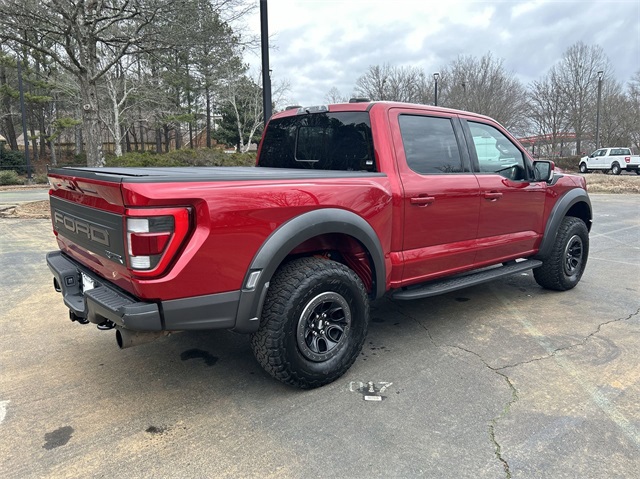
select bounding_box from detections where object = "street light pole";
[260,0,272,123]
[595,70,603,150]
[433,72,440,106]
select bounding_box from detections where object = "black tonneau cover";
[48,166,385,183]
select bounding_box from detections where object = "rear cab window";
[258,111,376,171]
[612,148,630,156]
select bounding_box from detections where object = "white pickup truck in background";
[579,147,640,175]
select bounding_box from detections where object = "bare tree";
[439,53,529,133]
[554,42,611,155]
[217,69,290,152]
[527,66,569,154]
[354,64,429,103]
[354,64,391,100]
[99,57,144,157]
[598,78,631,148]
[625,70,640,151]
[324,87,349,104]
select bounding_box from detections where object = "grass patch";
[581,172,640,194]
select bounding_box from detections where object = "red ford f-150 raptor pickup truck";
[47,101,592,388]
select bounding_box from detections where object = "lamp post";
[433,72,440,106]
[260,0,272,122]
[595,70,603,150]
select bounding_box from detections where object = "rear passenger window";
[398,115,465,174]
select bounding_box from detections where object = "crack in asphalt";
[387,301,640,479]
[446,344,517,479]
[388,300,514,478]
[494,307,640,372]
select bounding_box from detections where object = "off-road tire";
[611,162,621,175]
[250,257,369,389]
[534,217,589,291]
[579,163,588,173]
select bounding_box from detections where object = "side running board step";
[392,259,543,301]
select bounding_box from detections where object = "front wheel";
[250,257,369,389]
[579,163,588,173]
[611,162,621,175]
[534,217,589,291]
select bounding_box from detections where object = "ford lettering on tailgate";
[53,211,110,246]
[50,196,126,263]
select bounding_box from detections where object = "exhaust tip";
[116,329,124,349]
[115,327,165,349]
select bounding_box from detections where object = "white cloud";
[245,0,640,105]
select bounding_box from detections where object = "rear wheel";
[534,217,589,291]
[579,163,588,173]
[250,257,369,389]
[611,162,621,175]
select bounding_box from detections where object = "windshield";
[258,111,376,171]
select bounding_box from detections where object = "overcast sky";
[246,0,640,106]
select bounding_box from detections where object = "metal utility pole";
[433,72,440,106]
[595,70,603,150]
[260,0,272,123]
[17,60,31,180]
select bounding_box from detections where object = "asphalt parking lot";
[0,194,638,478]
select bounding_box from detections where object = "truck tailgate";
[48,170,132,292]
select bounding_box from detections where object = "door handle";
[410,196,435,206]
[484,191,503,201]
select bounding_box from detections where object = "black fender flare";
[535,188,592,260]
[233,208,386,333]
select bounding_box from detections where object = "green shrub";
[105,151,180,167]
[105,149,256,168]
[34,173,50,184]
[0,149,27,174]
[70,152,88,166]
[552,156,581,172]
[0,170,24,185]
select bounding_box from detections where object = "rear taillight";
[125,207,191,277]
[625,156,630,163]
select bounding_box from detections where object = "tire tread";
[250,257,369,389]
[534,216,588,291]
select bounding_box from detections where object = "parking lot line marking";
[589,257,640,266]
[590,224,640,238]
[0,400,9,424]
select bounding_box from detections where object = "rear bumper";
[46,251,243,332]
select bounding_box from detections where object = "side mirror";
[533,160,554,182]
